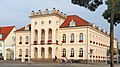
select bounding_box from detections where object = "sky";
[0,0,120,46]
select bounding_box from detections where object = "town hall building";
[15,8,118,63]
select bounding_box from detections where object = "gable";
[0,26,15,40]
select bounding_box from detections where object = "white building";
[0,26,16,60]
[15,8,118,63]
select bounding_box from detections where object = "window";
[12,36,15,41]
[62,48,66,57]
[79,33,83,42]
[69,19,75,26]
[70,48,74,57]
[25,36,29,44]
[79,48,83,57]
[70,33,74,43]
[56,21,58,25]
[49,20,52,24]
[62,34,66,43]
[19,49,22,57]
[0,34,3,39]
[41,21,44,24]
[35,22,37,25]
[25,49,28,57]
[19,36,22,44]
[90,33,92,43]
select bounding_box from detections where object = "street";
[0,63,120,67]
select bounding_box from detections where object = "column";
[38,48,41,58]
[31,47,34,59]
[38,30,41,44]
[45,47,48,58]
[21,49,25,62]
[31,30,34,44]
[52,47,55,58]
[52,29,56,44]
[45,29,48,44]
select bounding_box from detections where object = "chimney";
[57,10,60,15]
[45,9,49,14]
[38,10,42,15]
[31,11,35,16]
[52,8,56,13]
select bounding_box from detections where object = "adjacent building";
[15,8,118,63]
[0,26,16,60]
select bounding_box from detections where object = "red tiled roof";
[60,15,90,28]
[16,24,31,31]
[0,26,15,40]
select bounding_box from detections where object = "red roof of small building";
[60,15,90,28]
[0,26,15,40]
[16,24,31,31]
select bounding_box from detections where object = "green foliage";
[71,0,103,11]
[102,0,120,26]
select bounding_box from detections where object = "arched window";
[79,48,83,57]
[90,33,92,43]
[93,35,95,44]
[34,47,38,58]
[41,29,45,45]
[19,49,22,57]
[19,36,22,44]
[62,34,66,43]
[70,33,74,43]
[62,48,66,57]
[34,29,38,45]
[70,48,74,57]
[79,33,83,42]
[25,36,29,44]
[20,36,22,42]
[25,49,28,57]
[48,29,52,44]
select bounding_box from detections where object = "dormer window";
[69,19,75,26]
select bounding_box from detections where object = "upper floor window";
[49,20,52,24]
[62,34,66,43]
[25,36,29,44]
[70,48,74,57]
[79,33,83,42]
[12,36,15,41]
[19,36,22,44]
[35,22,37,25]
[41,21,44,24]
[79,48,83,57]
[56,21,58,25]
[0,34,3,39]
[70,33,74,43]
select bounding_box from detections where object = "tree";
[103,0,120,26]
[71,0,103,11]
[71,0,120,67]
